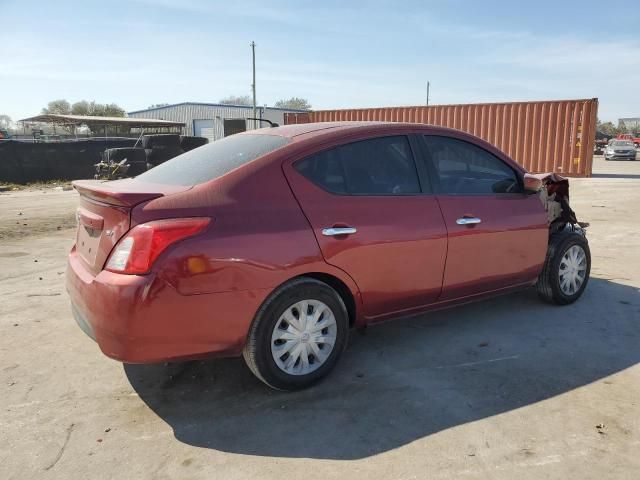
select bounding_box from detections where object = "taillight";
[105,217,211,274]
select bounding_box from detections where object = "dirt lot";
[1,156,639,480]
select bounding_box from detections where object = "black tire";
[103,147,145,163]
[537,230,591,305]
[126,161,147,176]
[180,135,208,152]
[141,134,180,149]
[146,145,183,164]
[243,277,349,391]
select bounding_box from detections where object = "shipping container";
[284,99,598,177]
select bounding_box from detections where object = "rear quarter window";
[135,134,290,186]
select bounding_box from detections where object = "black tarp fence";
[0,139,137,183]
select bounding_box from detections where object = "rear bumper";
[72,303,96,341]
[66,249,271,363]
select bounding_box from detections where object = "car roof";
[244,121,527,174]
[246,121,458,141]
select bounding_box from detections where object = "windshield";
[136,134,290,186]
[611,140,634,147]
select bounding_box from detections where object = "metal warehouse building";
[619,117,640,131]
[127,102,305,140]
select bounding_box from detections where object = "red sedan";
[66,122,591,390]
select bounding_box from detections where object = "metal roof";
[19,114,184,128]
[127,102,309,115]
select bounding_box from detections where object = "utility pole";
[426,81,430,106]
[250,41,256,130]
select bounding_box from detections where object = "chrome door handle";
[322,227,357,236]
[456,217,482,225]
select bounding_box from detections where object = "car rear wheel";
[537,230,591,305]
[243,277,349,391]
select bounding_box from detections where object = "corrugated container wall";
[285,99,598,177]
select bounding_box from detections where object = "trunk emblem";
[105,230,114,237]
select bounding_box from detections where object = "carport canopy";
[20,114,184,130]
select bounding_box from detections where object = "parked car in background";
[616,133,640,148]
[594,131,611,155]
[66,122,591,391]
[594,139,608,155]
[605,140,637,161]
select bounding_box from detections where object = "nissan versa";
[66,122,591,390]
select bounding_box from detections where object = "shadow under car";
[124,278,639,460]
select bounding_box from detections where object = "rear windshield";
[136,134,290,186]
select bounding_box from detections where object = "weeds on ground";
[0,180,73,191]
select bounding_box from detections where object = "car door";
[419,134,548,301]
[283,134,447,320]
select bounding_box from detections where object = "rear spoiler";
[73,180,164,207]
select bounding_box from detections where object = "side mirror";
[523,173,542,193]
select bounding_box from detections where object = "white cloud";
[471,33,640,120]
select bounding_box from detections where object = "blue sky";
[1,0,638,122]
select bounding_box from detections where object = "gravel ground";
[1,156,639,479]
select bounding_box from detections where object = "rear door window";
[136,134,290,186]
[294,148,347,194]
[422,135,521,194]
[295,136,422,195]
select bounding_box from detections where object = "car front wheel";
[243,277,349,391]
[537,230,591,305]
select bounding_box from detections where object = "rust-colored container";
[285,99,598,177]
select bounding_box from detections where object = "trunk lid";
[72,179,191,275]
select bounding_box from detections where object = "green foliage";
[39,99,126,135]
[596,119,627,137]
[219,95,253,106]
[71,101,125,117]
[273,97,312,110]
[41,99,71,115]
[101,103,126,117]
[42,99,125,118]
[0,114,12,129]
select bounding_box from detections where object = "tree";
[71,100,91,116]
[102,103,126,117]
[38,99,126,135]
[42,99,71,115]
[0,114,11,129]
[219,95,253,106]
[274,97,312,110]
[596,119,626,137]
[71,100,125,117]
[41,99,126,118]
